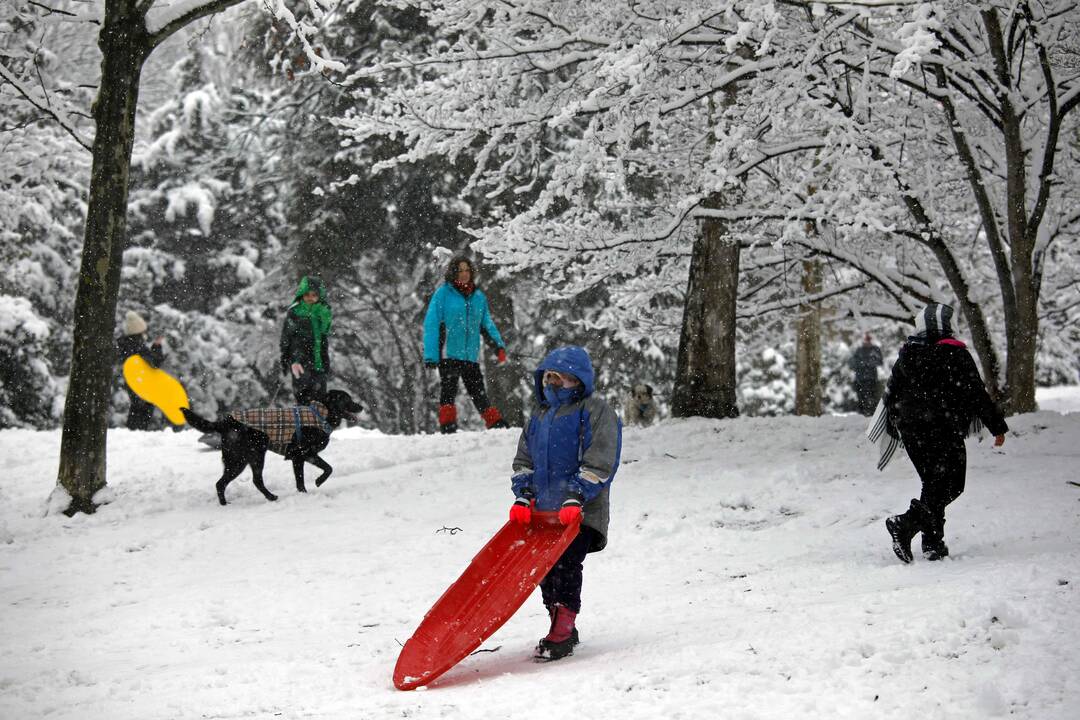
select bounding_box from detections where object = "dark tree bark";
[671,206,741,419]
[56,0,244,515]
[794,258,822,417]
[57,2,150,515]
[483,279,525,427]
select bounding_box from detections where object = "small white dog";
[623,383,658,426]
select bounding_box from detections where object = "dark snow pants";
[292,369,327,405]
[540,527,595,614]
[438,359,491,412]
[899,427,967,542]
[126,392,157,431]
[854,377,881,417]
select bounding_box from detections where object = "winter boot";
[921,516,949,561]
[543,604,578,644]
[535,604,578,661]
[885,500,922,564]
[481,406,509,430]
[438,404,458,435]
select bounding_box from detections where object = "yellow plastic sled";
[122,355,189,426]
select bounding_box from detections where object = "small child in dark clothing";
[874,303,1008,563]
[116,310,165,430]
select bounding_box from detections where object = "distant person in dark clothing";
[280,276,332,405]
[116,310,164,430]
[874,303,1008,563]
[849,332,884,416]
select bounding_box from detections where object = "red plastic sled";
[393,511,580,690]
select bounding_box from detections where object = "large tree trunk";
[483,279,525,427]
[1004,256,1039,414]
[671,212,740,419]
[56,3,149,515]
[794,258,822,416]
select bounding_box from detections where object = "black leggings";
[540,527,594,613]
[901,428,967,529]
[292,369,327,405]
[438,359,491,412]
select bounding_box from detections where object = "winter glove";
[496,348,508,365]
[509,497,532,524]
[558,495,583,525]
[510,472,535,498]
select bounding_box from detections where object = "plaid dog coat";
[229,402,332,457]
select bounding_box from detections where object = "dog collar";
[308,403,333,433]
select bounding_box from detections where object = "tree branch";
[146,0,246,51]
[0,61,91,151]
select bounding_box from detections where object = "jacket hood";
[294,276,327,303]
[533,345,595,402]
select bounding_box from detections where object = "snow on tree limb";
[0,61,91,151]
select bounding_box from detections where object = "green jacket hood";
[294,276,327,304]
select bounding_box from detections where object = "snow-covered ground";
[2,389,1079,719]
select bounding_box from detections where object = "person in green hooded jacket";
[280,276,332,404]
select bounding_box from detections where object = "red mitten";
[558,498,582,525]
[509,498,532,524]
[496,348,508,365]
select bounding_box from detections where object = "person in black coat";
[849,332,884,416]
[116,310,165,430]
[280,276,332,404]
[883,303,1008,563]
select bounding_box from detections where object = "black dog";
[182,389,362,505]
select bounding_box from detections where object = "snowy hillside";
[2,399,1079,719]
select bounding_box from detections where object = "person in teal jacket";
[422,256,509,433]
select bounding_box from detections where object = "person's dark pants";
[899,427,967,546]
[854,377,881,416]
[292,370,327,405]
[540,527,594,614]
[126,394,157,431]
[438,359,492,411]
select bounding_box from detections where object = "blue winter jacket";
[422,283,504,364]
[511,346,622,552]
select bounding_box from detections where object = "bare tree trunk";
[57,2,149,515]
[483,279,525,427]
[794,258,822,416]
[671,211,740,419]
[983,7,1037,414]
[56,0,245,513]
[1005,255,1039,414]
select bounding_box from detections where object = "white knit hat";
[123,310,148,336]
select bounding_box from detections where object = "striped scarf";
[866,391,985,472]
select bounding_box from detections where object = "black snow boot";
[921,517,949,561]
[885,500,923,564]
